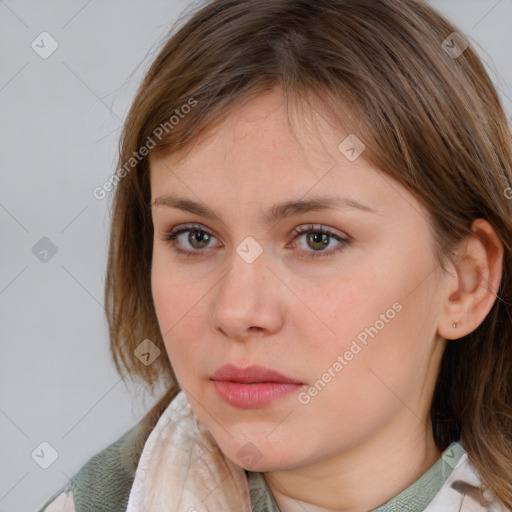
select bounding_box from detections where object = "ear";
[437,218,504,340]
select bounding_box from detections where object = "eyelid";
[166,222,219,239]
[289,223,349,241]
[164,222,349,241]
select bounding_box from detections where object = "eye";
[161,223,221,256]
[288,224,350,260]
[160,223,350,259]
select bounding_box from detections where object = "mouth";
[211,364,304,409]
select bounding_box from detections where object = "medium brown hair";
[104,0,512,505]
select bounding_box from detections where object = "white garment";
[422,451,510,512]
[125,390,251,512]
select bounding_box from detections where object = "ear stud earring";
[452,321,460,328]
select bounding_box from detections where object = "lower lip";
[212,381,302,409]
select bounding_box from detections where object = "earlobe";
[437,219,504,341]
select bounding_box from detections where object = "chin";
[221,439,306,473]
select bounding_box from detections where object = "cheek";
[151,259,210,375]
[320,270,442,405]
[151,261,175,328]
[308,259,428,380]
[313,270,392,346]
[151,248,195,326]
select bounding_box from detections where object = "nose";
[209,247,284,341]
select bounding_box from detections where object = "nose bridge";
[210,240,280,338]
[218,240,269,304]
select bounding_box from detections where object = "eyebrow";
[151,194,381,224]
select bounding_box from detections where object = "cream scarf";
[124,390,509,512]
[125,390,252,512]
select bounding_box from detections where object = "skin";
[149,87,503,512]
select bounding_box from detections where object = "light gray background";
[0,1,510,511]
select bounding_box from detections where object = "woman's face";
[150,87,448,472]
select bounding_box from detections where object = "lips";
[211,364,303,384]
[211,365,303,409]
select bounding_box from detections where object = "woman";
[37,0,512,510]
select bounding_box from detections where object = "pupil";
[309,232,329,250]
[190,231,209,248]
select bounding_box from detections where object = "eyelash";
[161,223,350,260]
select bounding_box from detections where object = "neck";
[264,416,442,512]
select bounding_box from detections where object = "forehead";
[148,89,424,223]
[151,90,360,181]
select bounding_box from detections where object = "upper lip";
[211,364,303,384]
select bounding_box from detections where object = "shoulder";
[35,419,151,512]
[35,387,179,512]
